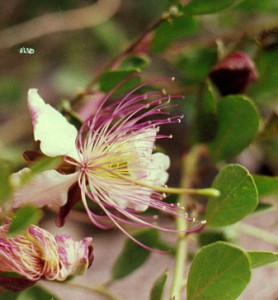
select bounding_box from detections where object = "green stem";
[236,222,278,247]
[170,194,188,300]
[65,281,121,300]
[170,146,201,300]
[71,5,182,106]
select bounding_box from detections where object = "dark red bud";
[209,51,258,95]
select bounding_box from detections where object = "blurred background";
[1,0,278,299]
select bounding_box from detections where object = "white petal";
[12,169,79,208]
[131,128,157,157]
[28,89,79,160]
[151,152,170,171]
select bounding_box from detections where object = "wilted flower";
[12,77,207,249]
[0,220,93,291]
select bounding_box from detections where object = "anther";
[201,220,207,225]
[162,88,167,95]
[171,76,175,81]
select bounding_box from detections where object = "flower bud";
[209,51,258,95]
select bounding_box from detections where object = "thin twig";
[70,6,180,105]
[0,0,121,51]
[164,15,278,59]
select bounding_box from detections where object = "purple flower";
[0,220,93,291]
[12,77,206,248]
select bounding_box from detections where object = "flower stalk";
[170,146,202,300]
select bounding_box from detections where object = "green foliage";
[191,81,218,143]
[177,48,217,85]
[198,230,227,246]
[8,206,42,237]
[99,70,141,94]
[149,270,168,300]
[0,161,12,203]
[152,15,197,53]
[187,242,251,300]
[112,229,159,280]
[249,51,278,103]
[237,0,278,12]
[253,175,278,197]
[183,0,242,15]
[247,251,278,268]
[0,286,59,300]
[119,55,151,71]
[206,164,258,226]
[209,96,259,161]
[0,77,22,106]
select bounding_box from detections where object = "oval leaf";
[150,270,168,300]
[18,286,60,300]
[209,95,259,162]
[206,164,258,226]
[112,229,159,280]
[183,0,241,15]
[187,242,251,300]
[247,251,278,269]
[8,206,43,237]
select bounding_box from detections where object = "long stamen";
[98,167,220,198]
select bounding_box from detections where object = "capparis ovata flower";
[12,77,213,249]
[0,220,93,291]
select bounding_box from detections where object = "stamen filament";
[99,167,220,198]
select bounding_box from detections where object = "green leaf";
[209,95,259,161]
[183,0,242,15]
[198,230,231,247]
[119,55,150,72]
[191,81,218,143]
[0,291,18,300]
[99,70,141,94]
[247,251,278,268]
[253,175,278,197]
[177,48,217,85]
[0,286,60,300]
[8,206,43,237]
[152,15,197,53]
[30,156,62,175]
[18,156,62,187]
[150,270,168,300]
[237,0,278,12]
[206,164,258,226]
[187,242,251,300]
[112,229,159,280]
[0,161,12,203]
[18,286,60,300]
[249,51,278,103]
